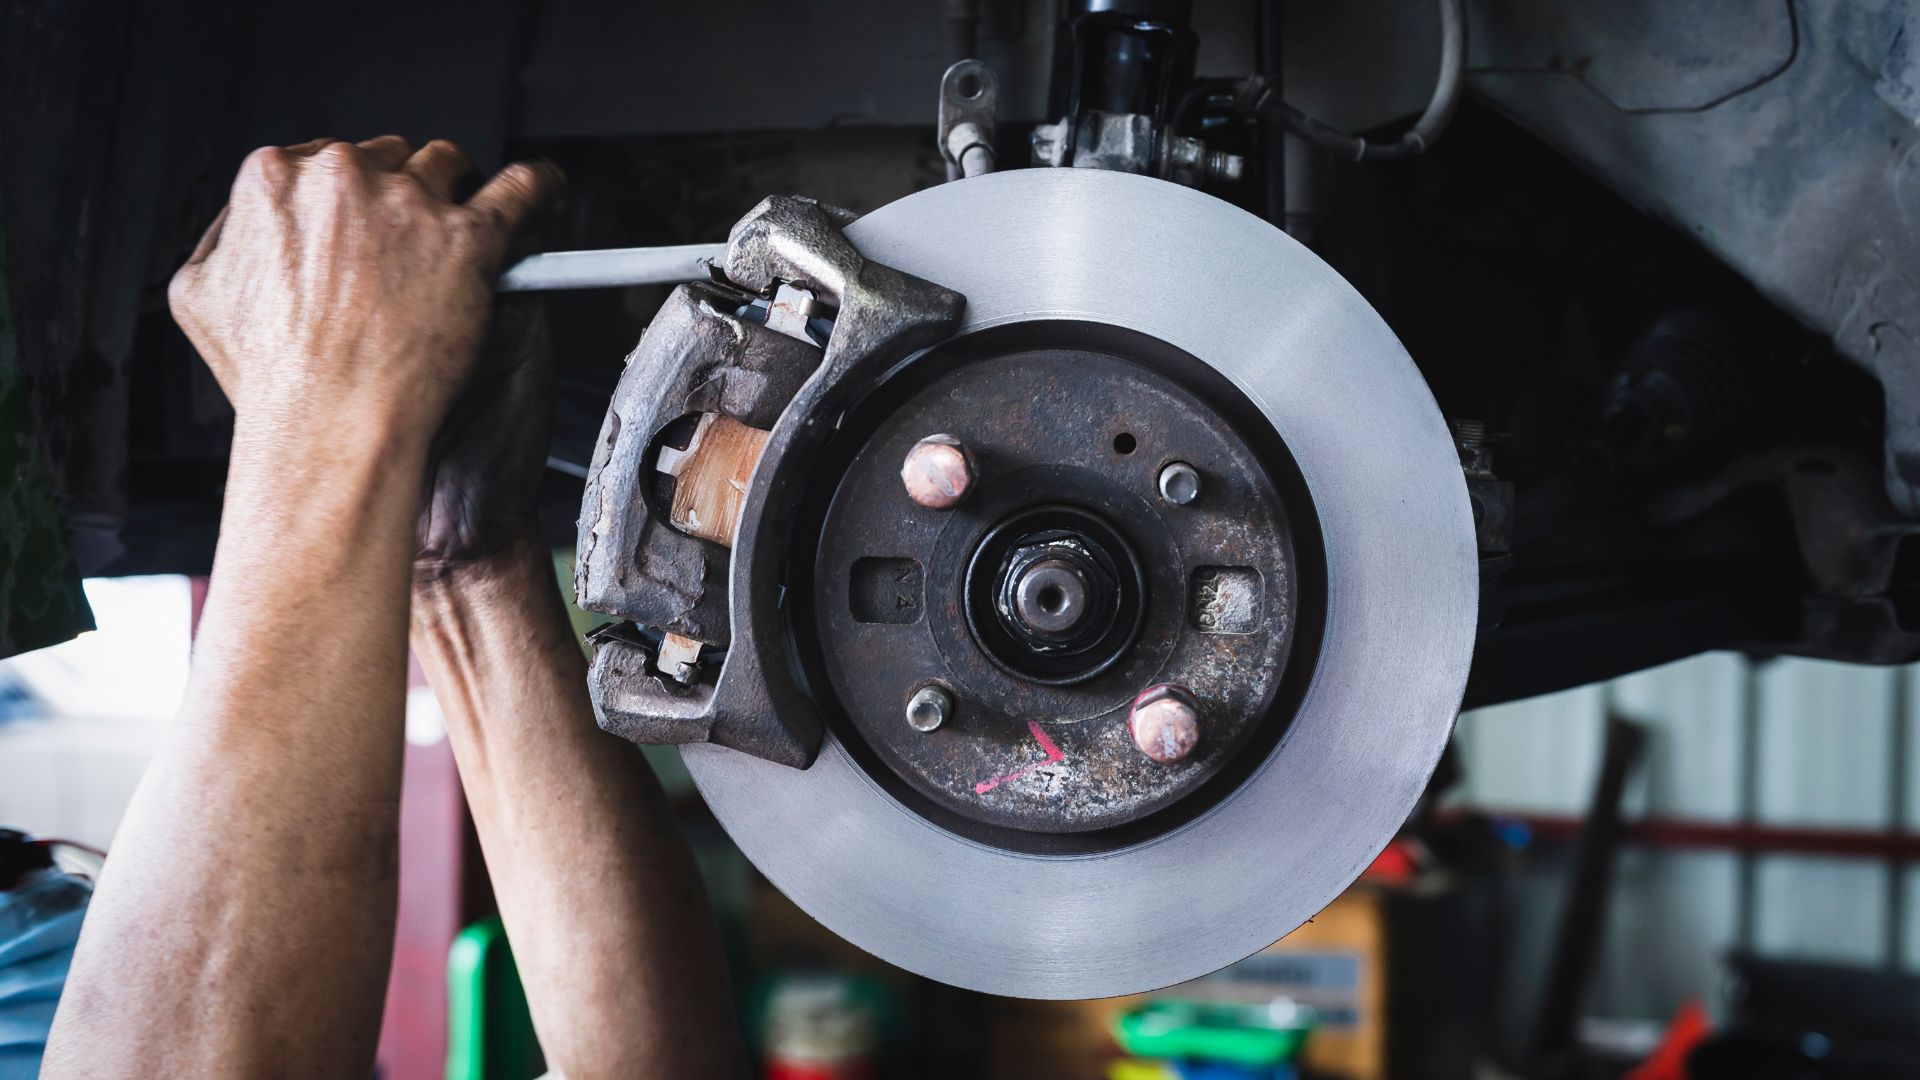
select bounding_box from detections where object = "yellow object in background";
[1106,1061,1179,1080]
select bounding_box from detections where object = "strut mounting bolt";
[1157,461,1202,506]
[906,684,954,733]
[1129,684,1201,764]
[901,434,975,509]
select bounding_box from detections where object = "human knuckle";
[448,208,488,242]
[238,145,292,186]
[424,138,470,163]
[165,268,196,314]
[451,211,502,255]
[380,192,425,230]
[497,162,536,192]
[380,170,420,198]
[315,141,362,169]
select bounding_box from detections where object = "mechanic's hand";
[415,293,553,579]
[168,135,563,451]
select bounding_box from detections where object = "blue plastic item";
[0,873,90,1079]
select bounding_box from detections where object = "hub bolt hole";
[1113,432,1137,455]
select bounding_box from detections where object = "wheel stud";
[906,684,954,732]
[901,434,976,509]
[1128,683,1201,763]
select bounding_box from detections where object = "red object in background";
[375,738,466,1078]
[1362,838,1422,886]
[760,974,881,1080]
[766,1061,876,1080]
[1623,999,1712,1080]
[1444,809,1920,860]
[374,656,475,1079]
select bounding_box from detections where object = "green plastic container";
[446,915,543,1080]
[1111,999,1313,1067]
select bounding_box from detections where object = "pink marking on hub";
[973,720,1066,795]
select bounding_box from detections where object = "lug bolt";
[906,684,954,732]
[901,434,976,509]
[1157,461,1202,506]
[1128,684,1200,764]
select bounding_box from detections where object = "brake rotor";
[682,168,1476,999]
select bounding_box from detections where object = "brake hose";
[1235,0,1465,162]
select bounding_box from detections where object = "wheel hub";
[806,327,1306,840]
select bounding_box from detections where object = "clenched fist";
[168,135,562,451]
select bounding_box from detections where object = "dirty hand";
[167,135,563,454]
[415,294,554,578]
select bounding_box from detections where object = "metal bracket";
[575,281,819,646]
[576,195,967,768]
[937,59,998,181]
[1032,111,1244,188]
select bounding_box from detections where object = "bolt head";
[1128,684,1200,764]
[901,434,975,509]
[1012,558,1092,636]
[1157,461,1202,506]
[997,535,1120,652]
[906,684,953,732]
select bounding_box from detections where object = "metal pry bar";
[496,242,728,292]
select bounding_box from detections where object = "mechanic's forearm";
[45,419,426,1079]
[411,543,743,1078]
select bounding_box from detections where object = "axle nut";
[1128,683,1201,764]
[1012,558,1093,637]
[901,434,975,509]
[906,684,954,732]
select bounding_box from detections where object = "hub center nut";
[1012,559,1091,636]
[993,534,1119,654]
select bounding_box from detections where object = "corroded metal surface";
[1128,683,1202,764]
[899,433,975,509]
[577,195,965,768]
[811,346,1298,833]
[574,282,818,647]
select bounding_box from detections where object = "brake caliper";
[574,196,964,768]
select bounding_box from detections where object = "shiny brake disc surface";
[682,168,1477,999]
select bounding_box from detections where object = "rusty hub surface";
[805,328,1304,838]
